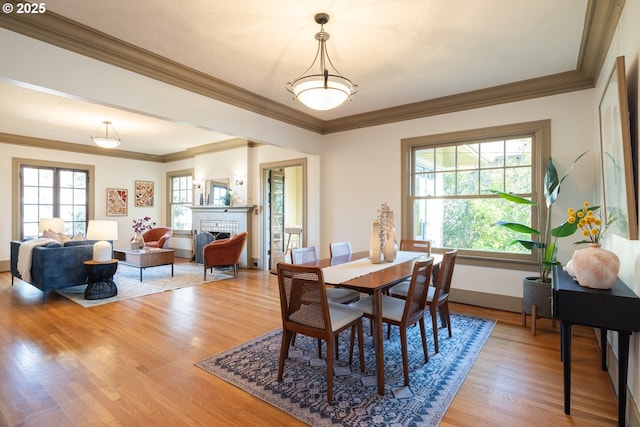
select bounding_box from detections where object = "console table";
[553,266,640,427]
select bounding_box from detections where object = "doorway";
[261,159,306,270]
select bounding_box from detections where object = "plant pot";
[522,276,553,335]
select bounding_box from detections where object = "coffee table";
[113,248,174,281]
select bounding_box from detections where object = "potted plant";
[492,152,586,334]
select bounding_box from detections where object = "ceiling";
[0,0,615,157]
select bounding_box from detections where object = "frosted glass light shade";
[86,220,118,262]
[39,218,64,234]
[291,75,352,110]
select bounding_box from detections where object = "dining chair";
[388,249,458,352]
[290,246,318,264]
[352,258,434,386]
[399,239,431,254]
[329,241,352,257]
[426,249,458,353]
[291,247,360,305]
[385,239,432,297]
[276,263,365,404]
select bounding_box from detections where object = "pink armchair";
[141,227,173,249]
[202,232,248,279]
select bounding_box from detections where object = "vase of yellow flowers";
[567,202,619,289]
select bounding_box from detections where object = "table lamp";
[86,220,118,262]
[38,218,64,235]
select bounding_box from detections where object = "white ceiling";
[0,0,589,156]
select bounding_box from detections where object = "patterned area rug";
[196,312,495,426]
[57,262,232,307]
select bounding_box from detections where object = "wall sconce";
[193,181,202,190]
[234,177,244,186]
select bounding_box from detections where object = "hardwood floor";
[0,263,618,426]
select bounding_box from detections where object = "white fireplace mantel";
[188,205,255,268]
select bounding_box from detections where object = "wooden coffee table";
[113,248,174,281]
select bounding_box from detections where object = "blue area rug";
[196,312,495,426]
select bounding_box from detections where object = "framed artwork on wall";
[599,55,638,240]
[135,180,154,207]
[107,188,128,216]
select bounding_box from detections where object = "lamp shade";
[39,218,64,233]
[86,220,119,262]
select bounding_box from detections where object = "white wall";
[320,89,595,296]
[592,0,640,420]
[0,142,166,254]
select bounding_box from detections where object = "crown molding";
[0,132,253,163]
[0,0,623,136]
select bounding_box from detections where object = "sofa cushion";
[42,229,60,240]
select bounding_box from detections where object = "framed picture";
[135,180,154,207]
[107,188,128,216]
[599,56,637,240]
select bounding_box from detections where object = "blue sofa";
[10,240,98,303]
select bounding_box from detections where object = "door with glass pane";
[269,169,285,269]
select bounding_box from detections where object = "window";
[168,170,193,231]
[14,159,94,240]
[401,120,550,264]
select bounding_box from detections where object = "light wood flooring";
[0,262,619,426]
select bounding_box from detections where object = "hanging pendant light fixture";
[286,13,358,111]
[91,121,122,149]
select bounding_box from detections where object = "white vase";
[571,243,619,289]
[382,211,397,262]
[131,231,145,250]
[369,220,382,264]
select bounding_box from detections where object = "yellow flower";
[567,201,605,244]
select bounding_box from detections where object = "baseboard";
[0,259,8,273]
[450,288,521,313]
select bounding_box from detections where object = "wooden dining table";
[300,250,442,395]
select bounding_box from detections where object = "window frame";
[12,158,95,240]
[166,168,194,236]
[401,120,550,270]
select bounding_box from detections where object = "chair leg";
[349,325,356,365]
[278,329,293,381]
[400,325,410,386]
[431,309,440,354]
[419,318,429,363]
[443,303,452,338]
[203,265,207,281]
[358,321,365,372]
[326,337,334,404]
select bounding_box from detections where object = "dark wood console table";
[553,266,640,427]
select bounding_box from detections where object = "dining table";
[298,249,442,395]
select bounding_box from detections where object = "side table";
[84,259,118,300]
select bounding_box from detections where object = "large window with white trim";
[168,170,193,231]
[402,120,550,263]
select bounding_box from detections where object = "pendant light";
[286,13,358,111]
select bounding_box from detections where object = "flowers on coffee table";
[132,217,155,233]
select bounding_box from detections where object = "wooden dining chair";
[276,263,365,404]
[399,239,431,254]
[385,239,431,297]
[352,258,434,385]
[426,250,458,353]
[291,247,360,305]
[329,241,352,257]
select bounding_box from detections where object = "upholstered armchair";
[202,231,248,279]
[142,227,173,249]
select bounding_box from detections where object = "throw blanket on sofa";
[17,238,60,283]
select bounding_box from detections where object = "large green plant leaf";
[495,221,540,235]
